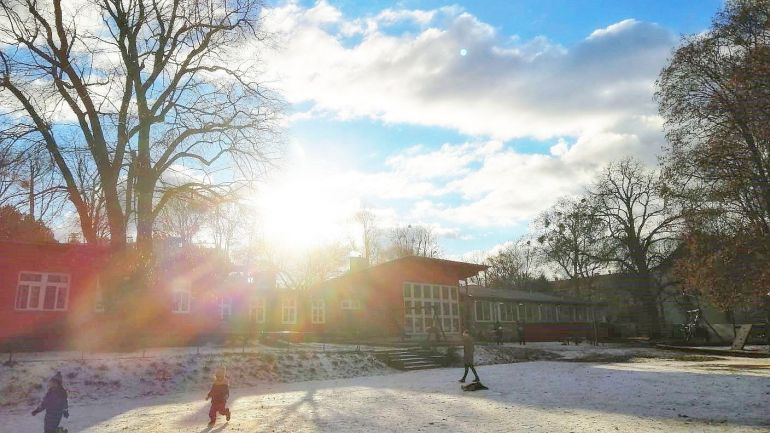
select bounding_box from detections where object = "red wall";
[0,242,232,349]
[0,242,109,346]
[309,258,471,337]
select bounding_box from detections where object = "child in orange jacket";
[206,367,231,425]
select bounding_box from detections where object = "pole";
[765,293,770,353]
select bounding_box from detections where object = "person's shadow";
[198,421,228,433]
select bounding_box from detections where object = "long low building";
[462,285,607,341]
[0,241,603,348]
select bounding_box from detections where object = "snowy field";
[3,348,769,432]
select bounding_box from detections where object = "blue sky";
[255,0,723,258]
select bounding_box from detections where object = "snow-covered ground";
[2,343,769,432]
[0,349,392,409]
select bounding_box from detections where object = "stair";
[374,347,446,370]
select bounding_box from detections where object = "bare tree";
[588,159,682,337]
[209,199,245,254]
[656,0,770,308]
[535,197,606,297]
[155,192,209,245]
[354,208,380,265]
[386,224,441,259]
[657,0,770,236]
[0,137,24,207]
[254,241,349,291]
[0,0,280,254]
[0,125,67,226]
[484,239,536,290]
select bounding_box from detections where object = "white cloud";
[261,2,674,147]
[251,2,680,253]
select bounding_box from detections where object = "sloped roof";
[316,255,488,288]
[465,285,594,305]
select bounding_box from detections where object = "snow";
[0,348,393,410]
[2,344,769,432]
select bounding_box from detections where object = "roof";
[381,255,488,277]
[465,285,595,305]
[314,255,488,289]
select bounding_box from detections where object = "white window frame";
[250,298,266,323]
[403,283,462,335]
[311,299,325,324]
[340,299,361,310]
[15,271,70,311]
[220,296,233,320]
[94,277,105,313]
[172,290,192,314]
[281,297,297,324]
[474,300,493,322]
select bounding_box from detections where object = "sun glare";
[256,172,354,252]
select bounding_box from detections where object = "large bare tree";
[588,159,682,337]
[0,0,280,255]
[656,0,770,308]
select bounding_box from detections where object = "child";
[31,371,69,433]
[205,367,231,425]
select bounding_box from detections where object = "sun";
[255,171,353,252]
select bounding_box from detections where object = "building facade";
[462,286,607,341]
[2,242,608,349]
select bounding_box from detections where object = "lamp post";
[766,291,770,353]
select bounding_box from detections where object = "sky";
[249,0,723,259]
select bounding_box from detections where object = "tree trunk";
[637,276,663,339]
[103,180,126,249]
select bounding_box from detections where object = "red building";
[0,241,241,349]
[2,242,601,348]
[305,256,488,338]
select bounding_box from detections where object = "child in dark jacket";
[206,367,231,425]
[31,371,69,433]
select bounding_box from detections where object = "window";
[403,283,461,335]
[499,302,518,322]
[15,272,69,311]
[250,298,265,323]
[220,296,233,321]
[311,299,325,324]
[475,301,492,322]
[340,299,361,310]
[282,297,297,324]
[525,304,536,322]
[172,290,191,313]
[543,304,556,322]
[94,278,105,313]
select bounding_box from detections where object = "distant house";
[462,285,606,341]
[556,273,768,340]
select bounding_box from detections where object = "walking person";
[206,367,231,425]
[31,371,69,433]
[494,323,503,345]
[459,329,480,383]
[516,320,526,345]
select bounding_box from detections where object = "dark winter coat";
[35,386,68,415]
[207,383,230,404]
[34,385,68,432]
[462,334,475,364]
